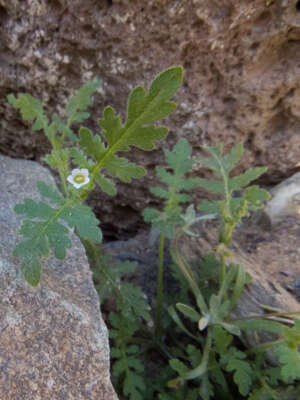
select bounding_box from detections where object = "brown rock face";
[1,0,300,238]
[0,155,118,400]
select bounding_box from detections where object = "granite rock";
[0,155,118,400]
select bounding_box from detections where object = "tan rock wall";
[1,0,300,237]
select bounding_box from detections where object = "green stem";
[173,232,208,314]
[49,136,69,197]
[246,338,285,355]
[220,252,227,292]
[154,233,165,339]
[183,327,212,380]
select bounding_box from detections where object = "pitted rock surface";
[0,155,118,400]
[2,0,300,237]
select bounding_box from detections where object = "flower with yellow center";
[67,168,90,189]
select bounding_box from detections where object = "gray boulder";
[0,155,118,400]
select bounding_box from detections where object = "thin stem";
[173,232,208,314]
[154,233,165,339]
[229,310,300,323]
[246,338,285,355]
[220,252,226,289]
[49,136,69,197]
[182,327,213,380]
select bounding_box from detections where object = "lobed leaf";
[165,138,194,175]
[94,174,117,196]
[21,257,42,287]
[118,282,151,322]
[78,127,106,161]
[222,143,244,174]
[37,181,64,205]
[43,149,69,169]
[226,356,253,396]
[13,194,101,286]
[275,344,300,381]
[105,155,146,183]
[60,203,102,242]
[66,77,102,124]
[8,93,48,131]
[70,148,94,169]
[229,167,268,191]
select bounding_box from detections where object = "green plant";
[162,143,300,399]
[10,66,183,286]
[10,69,300,400]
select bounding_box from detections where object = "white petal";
[67,175,74,184]
[80,168,89,176]
[72,168,82,176]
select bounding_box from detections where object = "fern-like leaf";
[197,143,269,244]
[222,348,253,396]
[110,313,146,400]
[274,343,300,381]
[72,67,183,189]
[66,77,102,124]
[143,138,198,238]
[7,93,51,136]
[13,182,101,286]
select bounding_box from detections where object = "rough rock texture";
[2,0,300,237]
[0,155,118,400]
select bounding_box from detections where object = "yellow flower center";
[74,174,85,184]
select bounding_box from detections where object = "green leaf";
[275,343,300,381]
[213,326,233,354]
[99,66,183,151]
[60,203,102,242]
[14,198,55,219]
[143,137,200,237]
[94,174,117,196]
[234,319,287,336]
[169,358,189,375]
[165,138,194,175]
[13,203,73,285]
[197,178,225,194]
[197,142,268,246]
[176,302,201,322]
[37,181,64,205]
[244,185,270,209]
[225,350,253,396]
[229,167,268,191]
[229,264,247,311]
[78,127,106,161]
[13,195,101,286]
[167,305,199,340]
[105,154,146,183]
[118,282,151,322]
[66,77,102,124]
[219,322,241,336]
[8,93,48,132]
[222,143,244,174]
[21,257,41,287]
[199,374,214,400]
[197,200,219,214]
[70,148,94,169]
[123,372,145,400]
[87,66,183,184]
[43,149,69,169]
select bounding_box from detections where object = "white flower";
[67,168,90,189]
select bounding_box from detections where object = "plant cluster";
[10,68,300,399]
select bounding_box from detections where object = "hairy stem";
[183,327,213,380]
[220,252,226,292]
[173,232,208,314]
[154,233,165,339]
